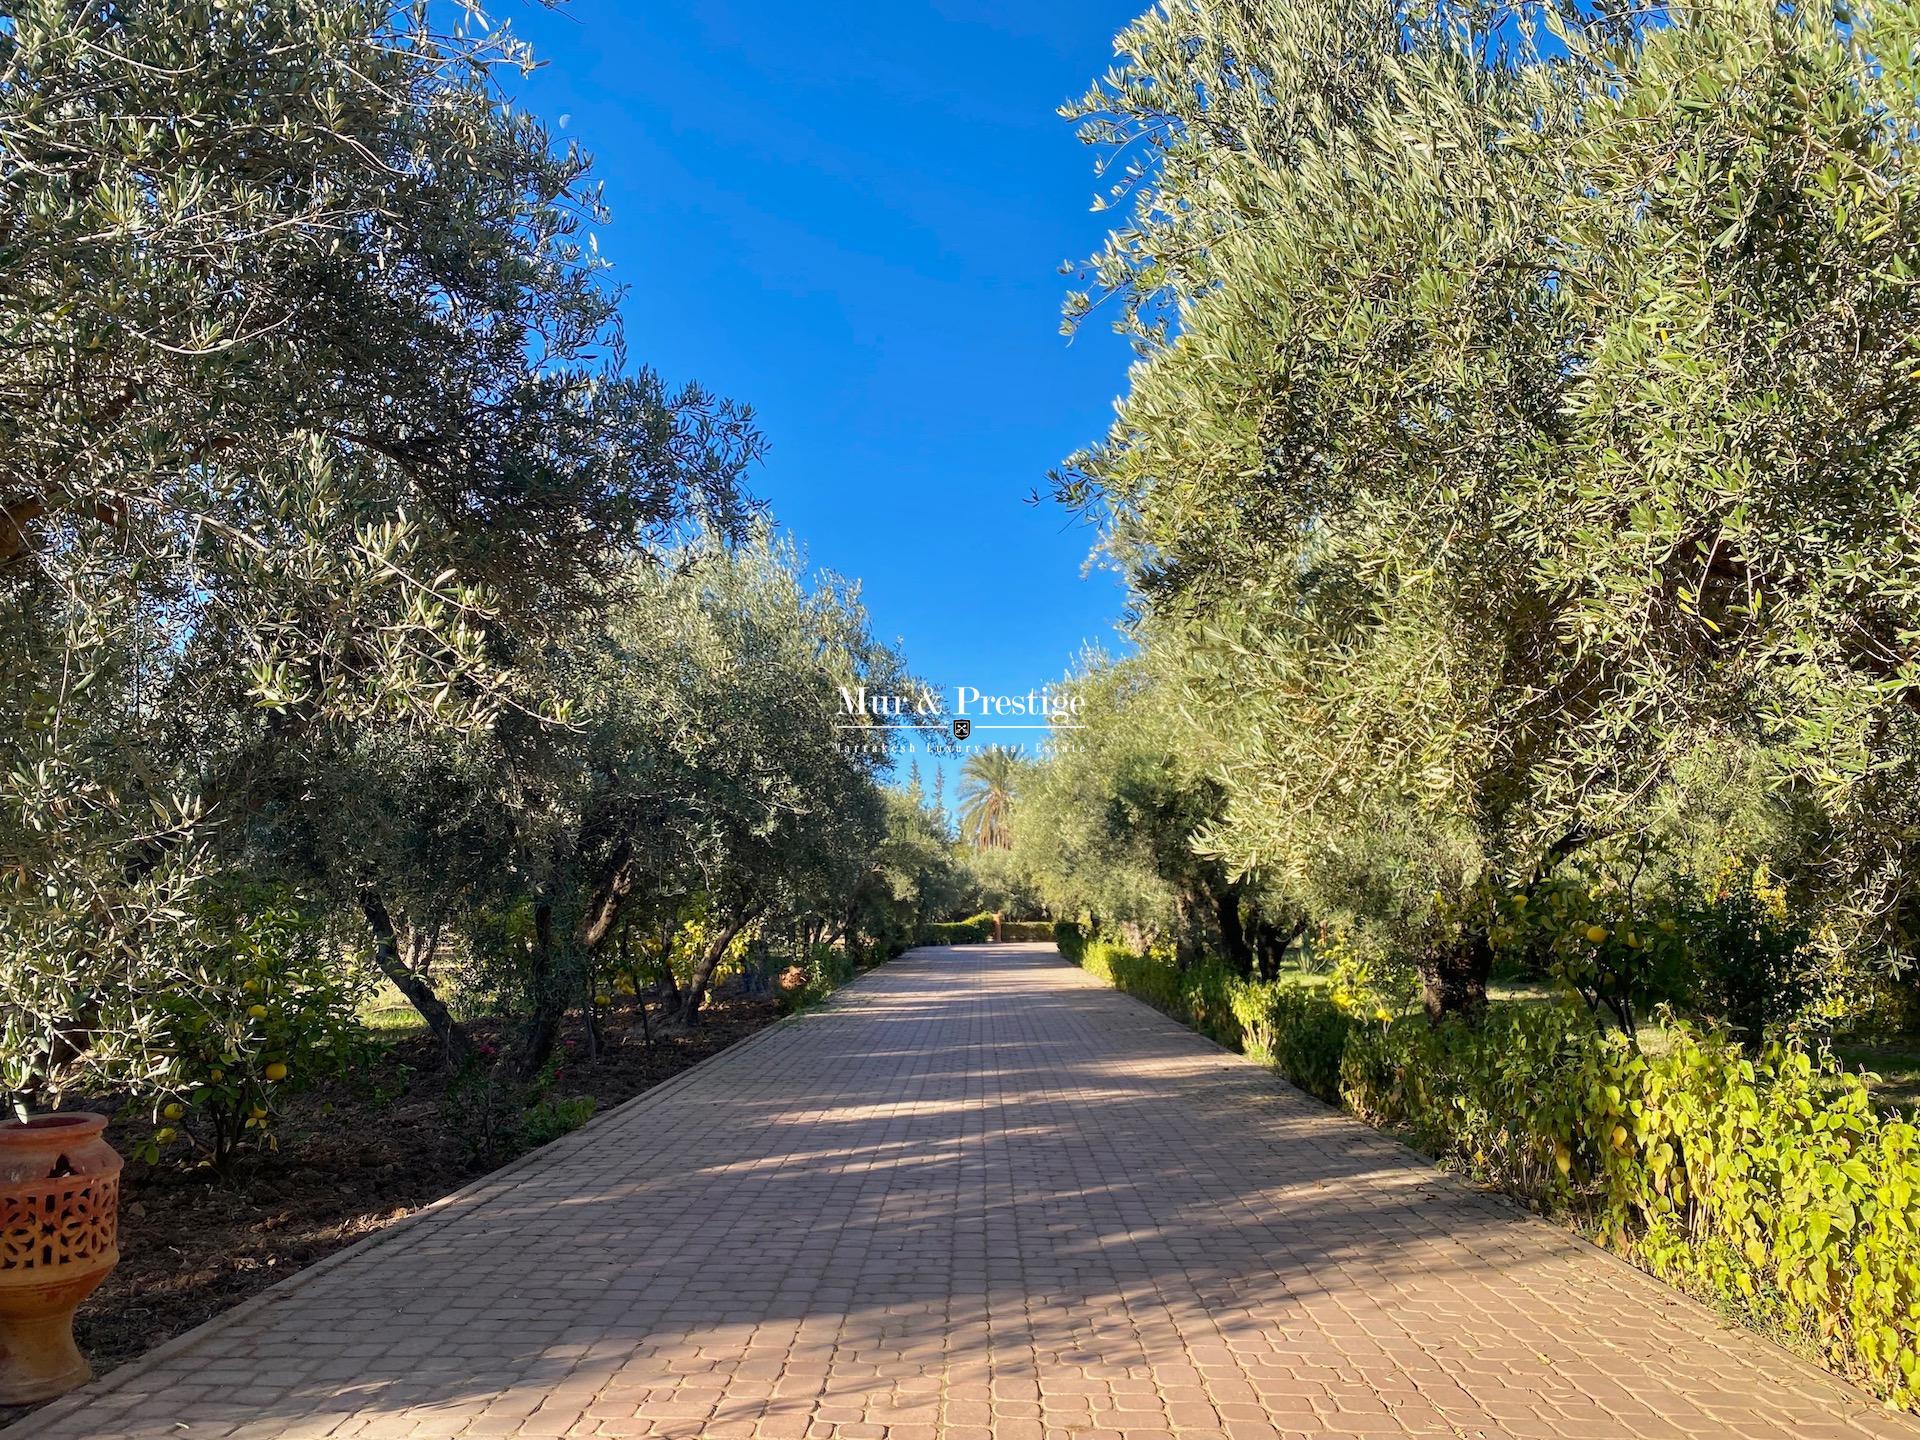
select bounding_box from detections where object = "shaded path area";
[17,944,1918,1440]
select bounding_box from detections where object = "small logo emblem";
[951,718,971,740]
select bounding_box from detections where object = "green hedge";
[920,913,994,946]
[1055,920,1085,963]
[918,916,1056,945]
[1235,983,1354,1105]
[1001,919,1055,942]
[1063,936,1920,1409]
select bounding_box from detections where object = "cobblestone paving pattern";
[17,943,1919,1440]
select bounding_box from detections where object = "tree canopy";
[1030,0,1920,1021]
[0,3,895,1119]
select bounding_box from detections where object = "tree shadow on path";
[17,945,1916,1440]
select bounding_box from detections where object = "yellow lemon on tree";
[162,1102,185,1121]
[264,1062,288,1082]
[247,1003,268,1020]
[1584,924,1609,944]
[242,978,260,993]
[154,1126,178,1144]
[1611,1124,1630,1151]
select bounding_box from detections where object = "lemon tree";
[135,894,369,1164]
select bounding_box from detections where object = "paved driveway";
[17,943,1918,1440]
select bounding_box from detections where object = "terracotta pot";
[0,1113,121,1404]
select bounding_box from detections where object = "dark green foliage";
[1235,986,1354,1105]
[138,890,371,1164]
[1000,920,1056,943]
[850,789,970,957]
[776,944,861,1015]
[1341,1007,1604,1203]
[921,913,995,946]
[440,1049,596,1170]
[1054,920,1086,964]
[1684,877,1821,1051]
[1493,858,1834,1047]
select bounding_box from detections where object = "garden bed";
[0,989,781,1430]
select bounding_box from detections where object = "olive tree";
[0,1,754,1107]
[1540,0,1920,969]
[1052,0,1594,1012]
[472,533,905,1061]
[1013,656,1305,971]
[1053,0,1920,1016]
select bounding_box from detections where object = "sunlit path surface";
[18,943,1917,1440]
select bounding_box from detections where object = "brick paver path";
[18,943,1919,1440]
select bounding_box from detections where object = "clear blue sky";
[504,1,1142,793]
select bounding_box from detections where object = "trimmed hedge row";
[775,942,861,1015]
[919,916,1057,946]
[1001,919,1055,942]
[1064,936,1920,1409]
[920,913,994,946]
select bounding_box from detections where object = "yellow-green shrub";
[1342,1010,1920,1403]
[1341,1004,1602,1207]
[1067,942,1351,1095]
[1604,1036,1920,1402]
[1065,930,1920,1408]
[1233,982,1354,1103]
[1076,939,1223,1034]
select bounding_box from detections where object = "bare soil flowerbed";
[0,990,781,1430]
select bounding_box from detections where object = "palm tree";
[956,746,1023,851]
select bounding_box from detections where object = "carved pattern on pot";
[1,1171,121,1271]
[0,1113,123,1405]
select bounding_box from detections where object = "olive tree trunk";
[1419,932,1493,1022]
[668,910,761,1027]
[359,886,470,1064]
